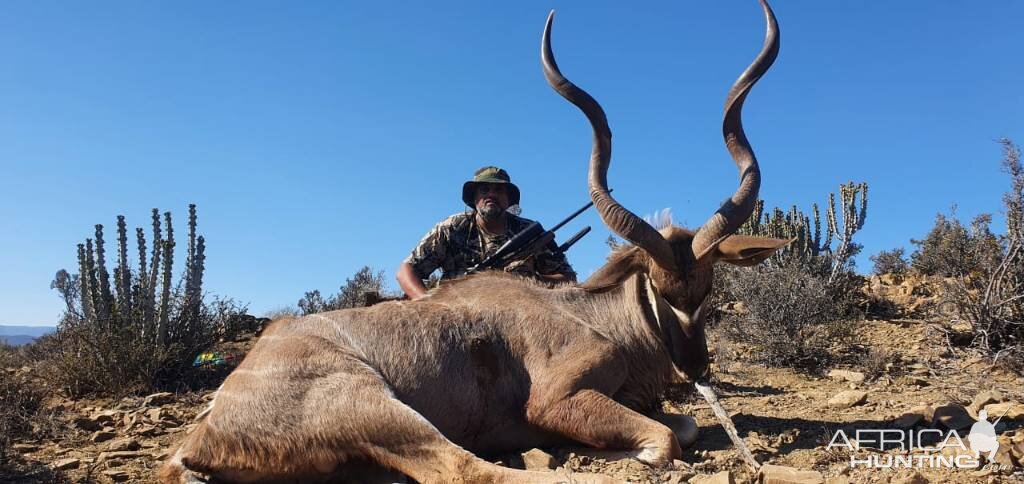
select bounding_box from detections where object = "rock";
[827,370,866,383]
[146,408,164,423]
[102,470,130,482]
[134,425,164,437]
[990,445,1016,468]
[662,470,691,484]
[11,443,40,452]
[892,412,924,430]
[908,404,935,425]
[690,470,733,484]
[98,450,149,462]
[969,390,1005,416]
[890,472,928,484]
[903,376,929,387]
[91,430,116,443]
[50,457,80,470]
[73,416,104,431]
[520,448,555,471]
[757,464,824,484]
[105,438,141,452]
[824,477,850,484]
[91,409,120,424]
[983,402,1024,421]
[143,392,174,406]
[934,404,974,430]
[827,391,867,408]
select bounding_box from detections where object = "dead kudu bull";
[161,2,788,482]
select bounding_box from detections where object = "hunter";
[397,166,577,299]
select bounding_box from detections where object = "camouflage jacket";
[404,212,577,282]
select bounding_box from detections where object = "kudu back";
[161,2,790,482]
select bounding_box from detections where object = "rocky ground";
[3,275,1024,483]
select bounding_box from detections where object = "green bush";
[297,266,389,315]
[717,261,857,369]
[870,248,910,275]
[714,182,868,369]
[49,205,247,396]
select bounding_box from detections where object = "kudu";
[161,1,789,482]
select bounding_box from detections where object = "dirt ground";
[4,303,1024,483]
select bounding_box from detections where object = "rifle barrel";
[548,188,611,233]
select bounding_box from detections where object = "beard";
[477,202,505,222]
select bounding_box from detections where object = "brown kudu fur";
[161,1,790,482]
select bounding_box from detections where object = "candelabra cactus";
[51,204,239,395]
[738,181,868,283]
[73,204,205,347]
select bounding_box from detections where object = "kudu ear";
[712,235,793,267]
[581,247,644,292]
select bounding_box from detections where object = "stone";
[146,408,164,423]
[105,438,141,452]
[892,412,924,430]
[98,450,148,462]
[824,477,851,484]
[757,464,824,484]
[143,392,174,406]
[102,470,130,482]
[73,416,103,431]
[91,410,119,424]
[662,470,691,484]
[91,430,116,443]
[969,390,1005,416]
[983,402,1024,421]
[134,425,164,437]
[827,370,866,383]
[903,376,929,387]
[827,391,867,408]
[520,448,555,471]
[934,404,974,430]
[50,457,80,470]
[990,445,1016,468]
[892,470,933,482]
[890,472,928,484]
[11,443,40,452]
[690,470,733,484]
[908,405,935,425]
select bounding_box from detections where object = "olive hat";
[461,166,521,207]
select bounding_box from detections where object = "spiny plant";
[51,204,242,396]
[738,181,868,284]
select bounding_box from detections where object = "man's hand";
[396,262,428,300]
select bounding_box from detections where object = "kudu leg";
[527,389,682,467]
[332,380,617,484]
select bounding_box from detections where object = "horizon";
[2,1,1022,326]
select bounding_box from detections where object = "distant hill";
[0,325,56,346]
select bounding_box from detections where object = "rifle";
[467,193,606,274]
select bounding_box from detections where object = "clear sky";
[2,1,1021,326]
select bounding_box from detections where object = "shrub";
[910,212,1001,277]
[715,182,868,368]
[717,261,857,368]
[870,248,910,275]
[298,266,389,315]
[0,344,47,458]
[939,139,1024,371]
[49,205,247,396]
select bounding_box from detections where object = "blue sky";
[2,1,1021,326]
